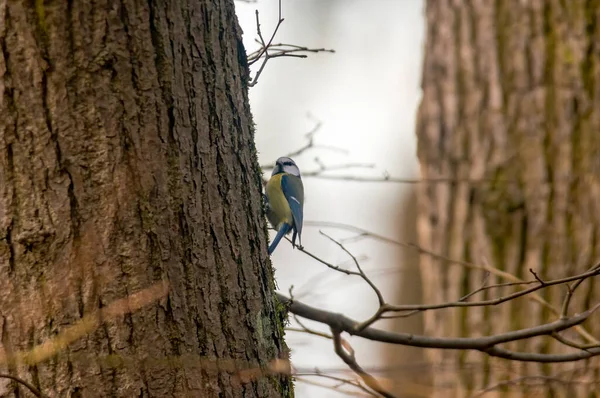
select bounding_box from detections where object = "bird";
[265,156,304,255]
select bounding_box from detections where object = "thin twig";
[290,313,333,340]
[247,0,334,86]
[297,242,364,277]
[560,262,600,318]
[331,330,396,398]
[381,265,600,313]
[551,332,600,351]
[286,327,333,340]
[259,120,351,172]
[296,372,378,397]
[529,268,546,285]
[458,272,491,302]
[319,231,385,307]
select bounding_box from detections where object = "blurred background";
[237,1,426,396]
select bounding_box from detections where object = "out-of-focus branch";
[560,262,595,318]
[285,286,333,339]
[286,325,333,340]
[261,121,500,186]
[0,282,169,367]
[295,370,379,397]
[331,330,396,398]
[260,132,580,185]
[260,120,351,171]
[0,374,45,397]
[471,373,600,398]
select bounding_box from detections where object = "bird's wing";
[281,174,304,239]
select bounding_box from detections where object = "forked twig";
[247,0,334,86]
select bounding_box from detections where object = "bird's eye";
[283,161,293,166]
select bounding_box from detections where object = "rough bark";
[417,0,600,396]
[0,1,290,397]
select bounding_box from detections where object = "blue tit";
[265,157,304,255]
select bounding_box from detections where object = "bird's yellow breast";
[266,173,293,230]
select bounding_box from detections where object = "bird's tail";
[268,223,292,255]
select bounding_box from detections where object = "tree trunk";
[382,188,431,398]
[417,0,600,396]
[0,1,290,397]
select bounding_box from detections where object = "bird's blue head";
[272,157,301,178]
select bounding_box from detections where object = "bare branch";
[551,332,600,351]
[260,120,352,173]
[288,313,333,340]
[319,231,385,307]
[247,9,284,86]
[529,268,546,285]
[458,272,491,302]
[294,230,600,336]
[303,162,378,176]
[303,221,600,344]
[278,293,600,363]
[247,0,334,87]
[331,330,396,398]
[286,326,333,340]
[381,264,600,313]
[297,241,364,278]
[471,373,600,398]
[295,371,378,397]
[248,43,335,63]
[300,174,497,184]
[559,261,599,319]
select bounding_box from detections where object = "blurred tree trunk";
[417,0,600,396]
[383,188,432,398]
[0,1,290,397]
